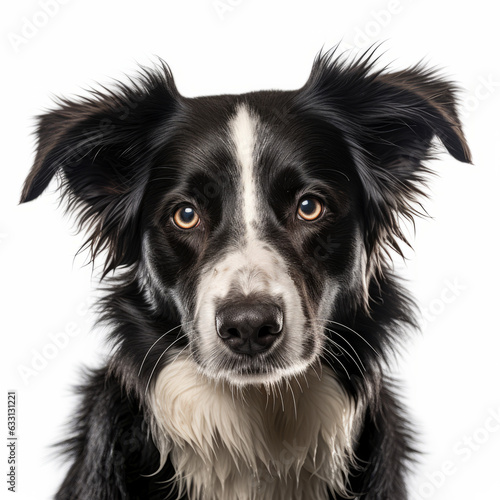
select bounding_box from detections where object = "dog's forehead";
[174,98,297,193]
[163,93,356,219]
[168,100,264,196]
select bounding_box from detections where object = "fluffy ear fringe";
[298,47,471,305]
[20,60,181,276]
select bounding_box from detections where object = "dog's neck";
[149,354,358,500]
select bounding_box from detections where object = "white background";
[1,0,499,498]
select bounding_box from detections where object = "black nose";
[216,301,283,355]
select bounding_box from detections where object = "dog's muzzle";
[215,298,283,356]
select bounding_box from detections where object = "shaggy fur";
[20,48,471,499]
[149,353,357,499]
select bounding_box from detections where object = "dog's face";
[20,52,471,388]
[143,97,364,385]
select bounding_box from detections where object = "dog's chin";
[195,356,315,387]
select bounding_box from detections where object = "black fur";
[21,48,471,499]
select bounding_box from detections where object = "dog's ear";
[20,63,180,274]
[300,50,471,281]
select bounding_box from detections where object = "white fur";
[149,353,359,500]
[231,103,259,241]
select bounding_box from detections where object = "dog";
[20,48,471,499]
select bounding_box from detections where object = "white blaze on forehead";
[229,104,259,238]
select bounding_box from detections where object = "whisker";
[292,372,304,394]
[170,342,192,366]
[276,376,285,412]
[321,327,367,372]
[231,381,236,408]
[319,351,340,378]
[144,333,189,397]
[285,378,297,420]
[318,318,379,356]
[319,324,364,364]
[321,333,368,385]
[309,361,321,382]
[138,321,195,376]
[320,346,350,380]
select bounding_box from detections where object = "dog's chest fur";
[149,354,358,500]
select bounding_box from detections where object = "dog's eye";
[297,197,323,221]
[173,206,200,229]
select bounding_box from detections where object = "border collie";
[20,49,471,499]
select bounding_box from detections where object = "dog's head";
[21,51,471,387]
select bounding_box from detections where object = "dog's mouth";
[192,344,318,386]
[190,302,320,386]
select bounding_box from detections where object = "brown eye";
[297,197,323,221]
[173,206,200,229]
